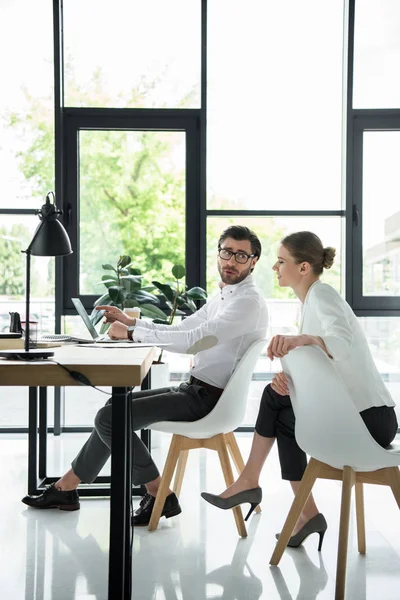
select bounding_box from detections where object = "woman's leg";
[220,432,275,498]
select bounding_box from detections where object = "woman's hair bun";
[322,246,336,269]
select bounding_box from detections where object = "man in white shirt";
[22,226,268,526]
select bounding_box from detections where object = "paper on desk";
[82,342,172,348]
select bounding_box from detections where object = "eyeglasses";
[218,248,255,264]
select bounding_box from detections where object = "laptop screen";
[71,298,100,340]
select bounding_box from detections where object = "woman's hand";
[271,371,290,396]
[108,321,129,340]
[96,305,135,326]
[267,334,305,360]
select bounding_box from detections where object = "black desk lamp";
[0,192,72,361]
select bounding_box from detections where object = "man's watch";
[127,325,135,341]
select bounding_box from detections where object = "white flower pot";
[150,362,170,390]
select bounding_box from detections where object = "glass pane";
[354,0,400,108]
[207,216,343,323]
[362,131,400,296]
[63,0,201,108]
[358,317,400,422]
[79,130,186,295]
[207,0,344,210]
[0,215,55,336]
[0,0,54,209]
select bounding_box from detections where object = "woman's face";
[272,244,304,288]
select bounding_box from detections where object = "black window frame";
[61,108,202,313]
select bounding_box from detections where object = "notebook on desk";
[40,298,130,344]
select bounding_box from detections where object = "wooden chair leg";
[270,458,320,566]
[355,481,366,554]
[148,434,183,531]
[335,466,355,600]
[226,432,261,514]
[173,449,189,498]
[386,467,400,511]
[214,434,247,538]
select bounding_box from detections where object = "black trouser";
[255,384,398,481]
[71,382,220,486]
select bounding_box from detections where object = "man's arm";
[132,296,264,353]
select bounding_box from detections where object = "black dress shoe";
[22,483,80,511]
[132,492,182,526]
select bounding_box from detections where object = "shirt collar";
[303,279,321,305]
[219,274,254,298]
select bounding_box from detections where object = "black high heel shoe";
[201,487,262,521]
[275,513,327,551]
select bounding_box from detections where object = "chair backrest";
[151,338,266,438]
[281,346,399,471]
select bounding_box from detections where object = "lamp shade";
[29,218,72,256]
[27,194,73,257]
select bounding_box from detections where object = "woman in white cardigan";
[202,231,398,550]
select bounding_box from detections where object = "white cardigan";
[299,280,395,412]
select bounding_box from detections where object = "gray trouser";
[71,382,219,486]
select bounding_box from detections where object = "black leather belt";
[189,376,224,399]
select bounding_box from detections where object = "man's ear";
[251,256,259,269]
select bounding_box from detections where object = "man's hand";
[267,335,304,360]
[108,321,129,340]
[271,371,290,396]
[96,305,135,327]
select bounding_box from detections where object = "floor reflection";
[132,512,263,600]
[270,547,328,600]
[23,508,108,600]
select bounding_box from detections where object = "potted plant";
[91,255,167,331]
[93,257,207,389]
[151,263,208,362]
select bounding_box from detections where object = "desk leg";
[140,370,151,454]
[39,387,47,479]
[109,386,132,600]
[28,387,38,495]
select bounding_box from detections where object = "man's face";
[217,237,258,285]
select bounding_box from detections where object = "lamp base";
[0,350,54,361]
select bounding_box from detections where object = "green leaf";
[118,255,131,268]
[97,278,118,288]
[176,296,186,307]
[120,275,143,286]
[132,290,160,304]
[102,274,117,281]
[129,267,142,276]
[151,281,175,302]
[172,264,185,280]
[102,263,117,272]
[108,286,126,306]
[93,292,111,306]
[89,307,104,326]
[185,298,197,312]
[152,318,170,325]
[186,286,208,300]
[99,321,110,334]
[139,303,169,320]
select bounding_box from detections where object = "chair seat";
[150,420,227,439]
[384,440,400,453]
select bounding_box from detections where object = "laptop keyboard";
[40,334,85,341]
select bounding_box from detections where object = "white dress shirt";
[132,275,268,389]
[299,280,395,412]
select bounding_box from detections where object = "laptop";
[40,298,128,344]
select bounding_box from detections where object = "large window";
[0,0,55,334]
[2,1,400,431]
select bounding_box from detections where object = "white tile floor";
[2,431,400,600]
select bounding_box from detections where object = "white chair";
[269,345,400,600]
[147,338,267,536]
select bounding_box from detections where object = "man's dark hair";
[218,225,262,259]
